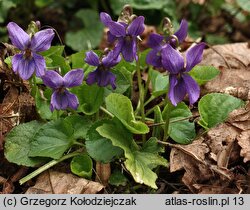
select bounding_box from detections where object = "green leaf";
[142,137,164,154]
[104,69,131,95]
[189,65,220,85]
[0,0,16,23]
[97,120,167,189]
[72,83,104,115]
[48,55,71,75]
[207,0,225,15]
[149,69,168,97]
[109,0,170,14]
[236,0,250,12]
[35,88,63,120]
[131,0,170,10]
[64,115,92,140]
[29,119,74,159]
[35,88,52,120]
[65,9,103,51]
[70,154,93,179]
[40,46,64,57]
[35,0,54,7]
[105,93,149,134]
[198,93,244,129]
[109,170,128,187]
[163,102,196,144]
[162,1,177,18]
[41,46,68,74]
[205,34,229,45]
[4,121,46,167]
[70,50,86,69]
[152,106,164,138]
[109,0,129,15]
[4,56,12,68]
[86,120,123,163]
[115,58,136,73]
[140,49,150,69]
[125,150,167,188]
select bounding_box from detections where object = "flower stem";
[144,95,155,107]
[136,53,147,142]
[100,106,114,118]
[145,100,165,116]
[29,75,37,97]
[144,72,151,98]
[19,152,81,185]
[163,97,174,141]
[136,53,145,123]
[73,141,85,147]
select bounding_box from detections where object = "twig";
[205,43,231,70]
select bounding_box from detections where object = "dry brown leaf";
[206,123,240,165]
[193,183,239,194]
[182,158,213,193]
[226,102,250,163]
[169,125,240,193]
[237,131,250,163]
[25,170,104,194]
[95,162,111,186]
[169,138,209,172]
[0,86,36,149]
[169,139,213,192]
[200,43,250,99]
[228,102,250,131]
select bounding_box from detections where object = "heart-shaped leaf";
[198,93,244,129]
[29,119,74,159]
[4,121,46,167]
[105,93,149,134]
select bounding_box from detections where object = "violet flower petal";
[174,19,188,43]
[97,70,116,88]
[12,54,23,73]
[108,72,117,89]
[30,29,55,52]
[161,44,184,74]
[86,68,116,89]
[100,12,112,27]
[65,90,79,110]
[17,58,36,80]
[121,37,137,62]
[182,74,200,104]
[108,21,126,37]
[147,33,164,48]
[146,48,162,67]
[85,51,99,66]
[33,53,46,77]
[168,74,186,106]
[127,16,145,36]
[102,50,121,67]
[7,22,30,50]
[63,69,84,88]
[42,70,64,89]
[51,91,68,111]
[185,42,206,72]
[113,38,123,57]
[86,69,98,86]
[107,31,116,43]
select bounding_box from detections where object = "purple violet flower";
[100,12,145,62]
[42,69,84,111]
[161,43,206,106]
[7,22,55,80]
[146,19,188,68]
[85,50,121,89]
